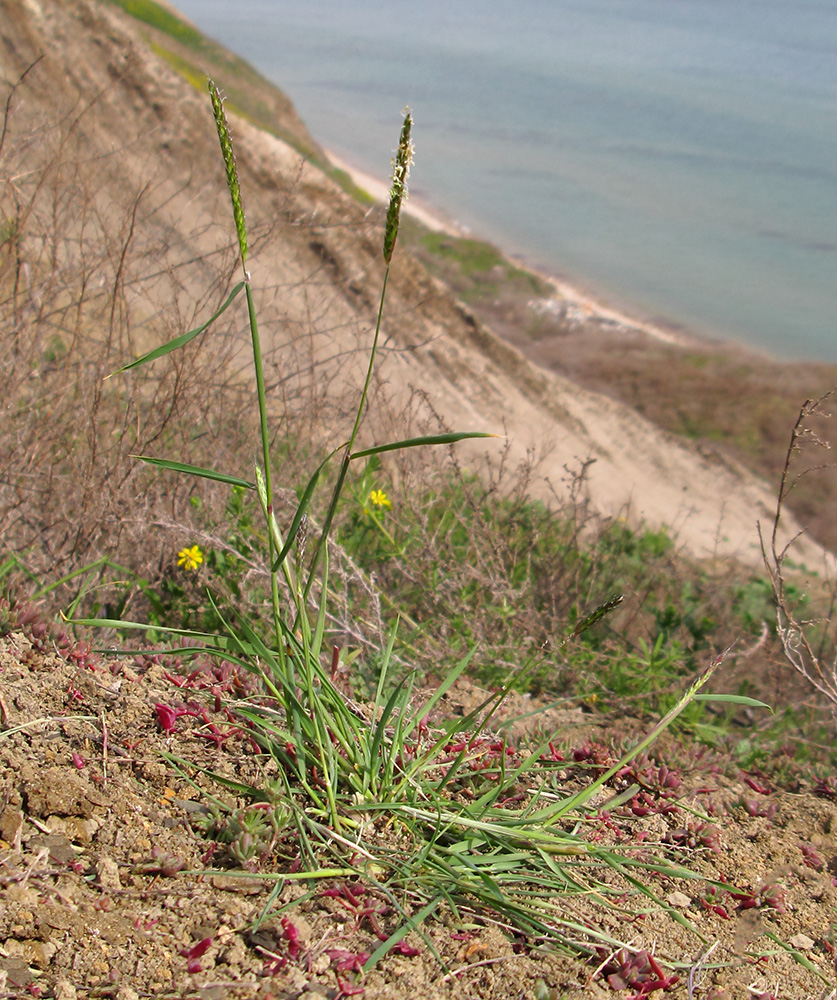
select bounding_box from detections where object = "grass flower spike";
[208,80,248,271]
[176,545,204,571]
[383,109,413,263]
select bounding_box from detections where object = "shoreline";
[327,149,702,351]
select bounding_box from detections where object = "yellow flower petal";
[177,545,204,571]
[369,489,392,509]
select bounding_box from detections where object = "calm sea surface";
[174,0,837,360]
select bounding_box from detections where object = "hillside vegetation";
[0,1,835,997]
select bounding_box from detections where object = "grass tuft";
[58,84,780,975]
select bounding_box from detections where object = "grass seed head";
[383,109,413,263]
[208,79,248,271]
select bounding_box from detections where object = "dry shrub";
[761,389,837,717]
[0,67,226,574]
[0,62,333,601]
[0,57,402,626]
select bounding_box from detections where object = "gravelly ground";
[0,630,835,1000]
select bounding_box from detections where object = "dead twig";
[759,388,837,716]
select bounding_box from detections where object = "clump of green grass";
[410,230,551,303]
[420,233,507,274]
[107,0,206,49]
[73,82,769,973]
[332,464,780,718]
[110,0,327,165]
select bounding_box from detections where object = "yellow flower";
[177,544,204,571]
[368,489,392,509]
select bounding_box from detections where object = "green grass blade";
[693,694,772,710]
[535,647,732,824]
[29,555,137,598]
[109,282,244,375]
[367,676,413,793]
[310,543,329,658]
[133,456,254,489]
[0,553,40,586]
[351,432,496,460]
[68,614,230,643]
[374,625,399,714]
[402,647,476,742]
[763,931,834,986]
[271,450,338,572]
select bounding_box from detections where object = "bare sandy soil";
[1,630,835,999]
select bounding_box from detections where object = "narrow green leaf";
[351,431,496,460]
[271,451,335,572]
[538,646,732,824]
[693,694,772,710]
[134,456,254,490]
[369,676,412,785]
[764,931,834,986]
[364,897,440,971]
[68,615,235,646]
[110,282,244,375]
[403,647,475,742]
[311,544,329,660]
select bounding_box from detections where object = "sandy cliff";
[0,0,822,569]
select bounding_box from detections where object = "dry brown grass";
[1,68,223,569]
[0,53,412,629]
[0,61,344,601]
[761,389,837,717]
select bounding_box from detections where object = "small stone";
[53,978,78,1000]
[220,938,248,967]
[0,804,23,843]
[666,890,692,909]
[0,956,31,988]
[30,833,77,865]
[47,815,100,844]
[790,933,815,951]
[23,940,56,968]
[210,875,263,894]
[140,761,167,781]
[3,885,38,906]
[97,855,122,891]
[197,988,226,1000]
[116,988,140,1000]
[310,953,331,975]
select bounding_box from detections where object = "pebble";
[53,980,78,1000]
[210,874,263,894]
[790,933,815,951]
[666,890,692,909]
[97,855,122,891]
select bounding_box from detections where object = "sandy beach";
[327,149,694,349]
[318,149,827,571]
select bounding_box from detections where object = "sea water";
[173,0,837,360]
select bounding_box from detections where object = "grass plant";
[66,81,782,975]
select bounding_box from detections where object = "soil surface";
[0,631,835,1000]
